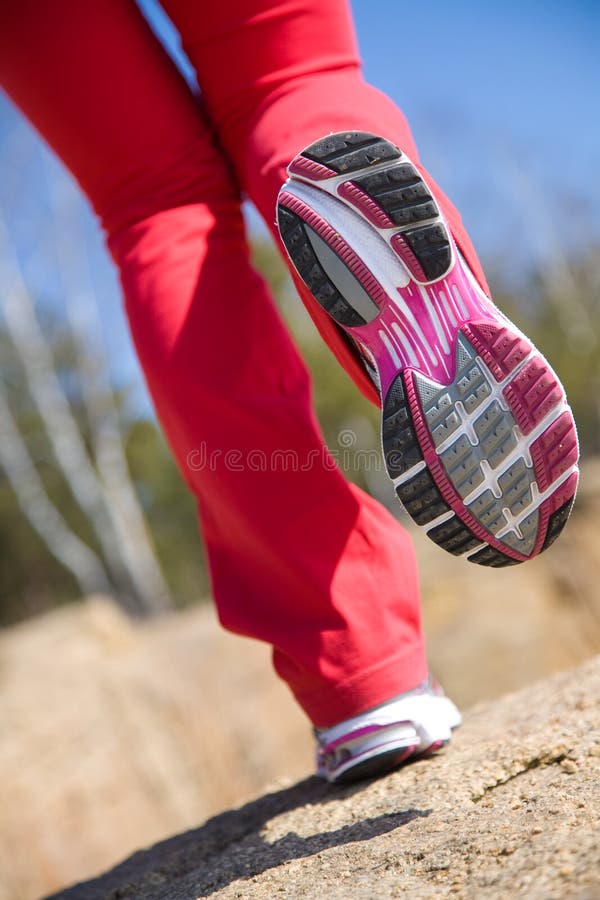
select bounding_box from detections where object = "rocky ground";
[48,656,600,900]
[1,460,599,900]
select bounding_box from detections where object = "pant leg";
[160,0,491,406]
[0,0,426,726]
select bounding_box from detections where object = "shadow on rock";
[46,776,430,899]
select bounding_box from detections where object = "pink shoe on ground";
[315,676,461,784]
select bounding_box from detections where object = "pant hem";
[293,641,428,728]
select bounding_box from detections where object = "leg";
[0,0,426,726]
[162,0,579,566]
[160,0,490,404]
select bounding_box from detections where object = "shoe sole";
[317,693,460,784]
[325,733,452,784]
[277,132,579,566]
[328,741,423,785]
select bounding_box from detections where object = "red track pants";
[1,0,487,726]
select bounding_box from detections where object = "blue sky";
[352,0,600,264]
[1,0,599,415]
[138,0,600,262]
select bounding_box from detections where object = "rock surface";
[48,657,600,900]
[3,460,600,899]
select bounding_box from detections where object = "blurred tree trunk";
[0,217,171,616]
[49,180,173,613]
[0,386,113,597]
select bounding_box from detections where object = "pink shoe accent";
[503,358,564,435]
[319,722,389,755]
[546,472,579,514]
[336,181,396,228]
[418,738,446,758]
[288,156,338,180]
[529,412,579,492]
[462,321,532,380]
[390,744,420,766]
[390,233,427,281]
[531,471,578,557]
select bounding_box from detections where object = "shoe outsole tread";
[277,132,579,565]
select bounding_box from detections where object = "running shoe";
[315,676,461,784]
[277,132,579,567]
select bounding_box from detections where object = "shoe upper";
[315,676,461,783]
